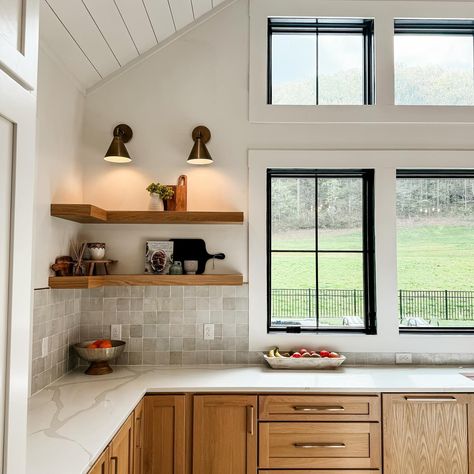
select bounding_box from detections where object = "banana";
[267,348,275,358]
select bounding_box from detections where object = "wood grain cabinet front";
[259,421,381,470]
[88,447,110,474]
[134,398,145,474]
[109,413,134,474]
[143,395,189,474]
[193,395,257,474]
[383,393,474,474]
[259,395,380,422]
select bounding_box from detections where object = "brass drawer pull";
[293,405,345,412]
[246,405,254,435]
[404,396,457,402]
[294,442,346,449]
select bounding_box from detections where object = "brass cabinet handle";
[246,406,254,435]
[293,405,345,412]
[294,442,346,449]
[111,456,118,474]
[136,415,142,448]
[404,396,457,402]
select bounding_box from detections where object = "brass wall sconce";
[187,125,213,165]
[104,124,133,163]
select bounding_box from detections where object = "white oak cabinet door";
[0,0,39,89]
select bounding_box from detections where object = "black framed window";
[397,170,474,333]
[267,169,376,334]
[267,18,375,106]
[394,19,474,105]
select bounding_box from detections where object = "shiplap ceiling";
[40,0,228,91]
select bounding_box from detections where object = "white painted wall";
[83,0,474,279]
[34,48,85,288]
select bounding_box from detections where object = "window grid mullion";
[315,176,320,329]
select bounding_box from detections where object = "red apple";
[328,352,340,358]
[299,348,308,355]
[319,350,330,358]
[291,353,302,358]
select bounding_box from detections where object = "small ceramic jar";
[183,260,199,275]
[169,261,183,275]
[87,242,106,260]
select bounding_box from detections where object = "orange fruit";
[87,342,98,349]
[99,340,112,348]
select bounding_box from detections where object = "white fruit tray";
[263,354,346,370]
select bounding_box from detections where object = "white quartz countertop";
[27,365,474,474]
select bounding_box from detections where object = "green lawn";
[272,225,474,290]
[271,224,474,323]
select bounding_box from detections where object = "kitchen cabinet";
[110,413,134,474]
[143,395,189,474]
[383,393,474,474]
[134,398,145,474]
[193,395,257,474]
[88,447,109,474]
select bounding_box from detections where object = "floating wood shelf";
[48,274,244,289]
[50,204,244,224]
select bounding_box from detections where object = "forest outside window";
[268,18,375,105]
[267,169,376,334]
[397,170,474,332]
[395,19,474,105]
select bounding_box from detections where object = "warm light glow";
[104,155,132,163]
[187,158,213,165]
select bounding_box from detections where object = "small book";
[145,241,174,274]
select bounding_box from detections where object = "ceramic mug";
[184,260,199,275]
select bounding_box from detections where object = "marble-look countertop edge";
[27,365,474,474]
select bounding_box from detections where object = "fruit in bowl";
[74,340,125,375]
[264,347,345,370]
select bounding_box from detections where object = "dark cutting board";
[170,239,225,274]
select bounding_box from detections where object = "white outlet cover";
[396,353,413,364]
[204,324,214,340]
[111,324,122,340]
[41,338,48,358]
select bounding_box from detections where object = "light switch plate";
[204,324,214,340]
[111,324,122,340]
[396,353,412,364]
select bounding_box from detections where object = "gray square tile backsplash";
[31,283,474,395]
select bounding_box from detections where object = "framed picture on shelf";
[145,241,173,274]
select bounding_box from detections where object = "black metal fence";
[271,288,474,321]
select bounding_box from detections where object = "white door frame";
[0,70,36,474]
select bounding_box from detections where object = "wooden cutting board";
[170,239,225,274]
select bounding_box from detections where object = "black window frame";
[266,169,377,335]
[267,17,375,106]
[397,169,474,334]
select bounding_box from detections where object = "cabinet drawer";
[259,395,380,421]
[259,422,381,470]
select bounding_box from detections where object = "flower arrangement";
[146,182,174,200]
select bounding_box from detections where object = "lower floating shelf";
[48,274,244,289]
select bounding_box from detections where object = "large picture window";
[267,169,376,334]
[397,170,474,332]
[268,18,375,106]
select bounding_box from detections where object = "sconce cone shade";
[104,124,133,163]
[187,126,213,165]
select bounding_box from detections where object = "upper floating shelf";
[50,204,244,225]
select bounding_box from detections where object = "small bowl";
[73,340,125,375]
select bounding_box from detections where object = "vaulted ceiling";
[40,0,228,91]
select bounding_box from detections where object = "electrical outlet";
[204,324,214,340]
[396,353,412,364]
[111,324,122,340]
[41,337,48,358]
